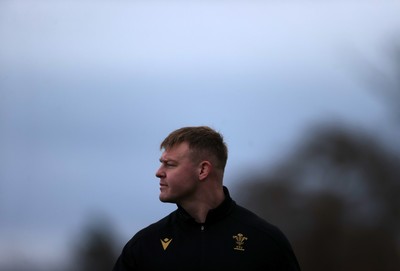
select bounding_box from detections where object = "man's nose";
[155,167,164,178]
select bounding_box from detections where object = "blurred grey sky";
[1,0,400,267]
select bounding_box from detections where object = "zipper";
[200,224,205,268]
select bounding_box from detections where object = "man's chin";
[159,195,175,203]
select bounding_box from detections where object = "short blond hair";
[160,126,228,170]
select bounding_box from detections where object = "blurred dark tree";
[236,125,400,271]
[235,40,400,271]
[70,215,119,271]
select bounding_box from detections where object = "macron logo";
[160,238,173,250]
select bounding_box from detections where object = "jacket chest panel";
[153,226,266,268]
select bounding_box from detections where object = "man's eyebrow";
[160,157,178,163]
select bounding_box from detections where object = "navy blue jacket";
[112,187,301,271]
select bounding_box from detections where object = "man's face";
[155,142,199,204]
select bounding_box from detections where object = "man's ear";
[198,161,212,181]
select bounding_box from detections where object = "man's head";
[160,126,228,172]
[156,126,228,204]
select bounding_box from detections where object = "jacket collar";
[176,186,235,225]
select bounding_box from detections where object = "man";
[112,126,301,271]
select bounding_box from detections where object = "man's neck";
[180,186,225,223]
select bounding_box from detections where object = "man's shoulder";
[231,203,266,223]
[127,210,178,244]
[231,203,288,240]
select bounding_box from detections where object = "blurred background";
[1,0,400,270]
